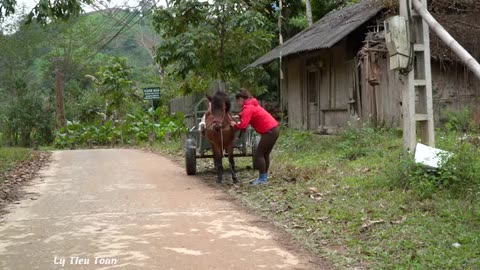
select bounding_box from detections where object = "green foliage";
[95,57,136,118]
[68,90,106,124]
[387,109,480,199]
[54,120,122,149]
[0,0,15,19]
[0,75,54,147]
[54,111,186,148]
[388,131,480,200]
[0,0,94,25]
[123,109,187,144]
[390,158,447,199]
[288,15,308,29]
[0,10,161,148]
[153,0,274,85]
[443,107,478,133]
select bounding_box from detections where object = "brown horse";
[204,91,237,184]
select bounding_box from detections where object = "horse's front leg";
[228,145,237,184]
[213,148,223,184]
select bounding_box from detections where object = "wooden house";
[249,0,480,132]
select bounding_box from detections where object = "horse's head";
[207,91,229,132]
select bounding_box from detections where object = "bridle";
[209,109,230,157]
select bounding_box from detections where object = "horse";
[204,91,237,184]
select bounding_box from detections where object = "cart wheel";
[251,136,259,170]
[185,138,197,175]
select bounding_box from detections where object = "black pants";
[255,126,280,174]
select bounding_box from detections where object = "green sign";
[143,87,160,100]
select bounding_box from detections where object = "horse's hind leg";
[228,146,237,184]
[213,150,223,184]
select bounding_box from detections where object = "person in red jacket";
[231,88,280,185]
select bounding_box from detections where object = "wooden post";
[399,0,435,153]
[417,0,435,146]
[55,59,66,129]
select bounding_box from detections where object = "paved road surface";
[0,149,320,270]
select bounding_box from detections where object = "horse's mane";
[207,91,231,114]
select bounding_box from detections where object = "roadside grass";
[154,127,480,269]
[0,147,33,183]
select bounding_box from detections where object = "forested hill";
[0,1,352,147]
[0,8,162,147]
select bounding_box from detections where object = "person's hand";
[230,121,237,127]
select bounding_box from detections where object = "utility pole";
[399,0,434,152]
[278,0,284,123]
[54,58,66,129]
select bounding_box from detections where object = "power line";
[85,0,159,63]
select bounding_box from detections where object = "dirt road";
[0,149,322,269]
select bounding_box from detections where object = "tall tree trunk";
[219,33,225,82]
[305,0,313,27]
[55,62,66,129]
[21,129,31,147]
[219,3,226,83]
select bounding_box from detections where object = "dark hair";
[235,88,252,99]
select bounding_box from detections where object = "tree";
[0,0,94,24]
[311,0,356,22]
[95,57,136,119]
[152,0,274,91]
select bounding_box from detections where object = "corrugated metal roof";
[249,0,384,67]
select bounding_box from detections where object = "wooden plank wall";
[169,93,203,116]
[169,93,204,128]
[360,54,402,127]
[319,53,330,127]
[378,55,402,127]
[431,61,480,125]
[286,57,304,129]
[284,43,358,131]
[322,43,351,129]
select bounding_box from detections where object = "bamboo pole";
[412,0,480,80]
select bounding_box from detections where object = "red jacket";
[234,98,278,134]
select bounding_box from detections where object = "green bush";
[443,107,478,133]
[54,110,186,148]
[387,132,480,200]
[337,126,385,160]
